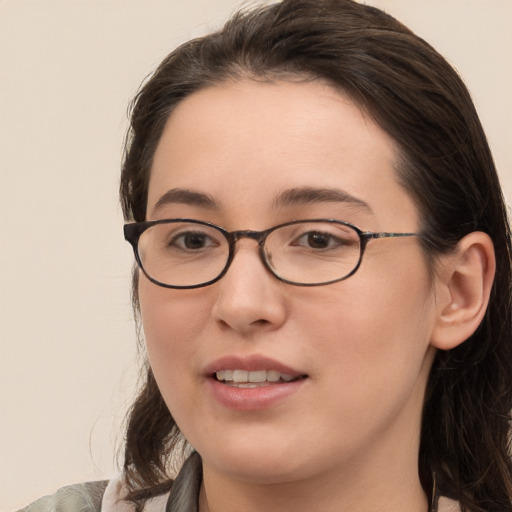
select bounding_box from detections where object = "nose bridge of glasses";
[228,230,270,272]
[224,229,273,280]
[231,229,265,245]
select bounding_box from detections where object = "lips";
[204,355,308,410]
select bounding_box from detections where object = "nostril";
[251,319,270,326]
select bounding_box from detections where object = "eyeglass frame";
[123,218,419,289]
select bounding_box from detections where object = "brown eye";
[171,231,217,250]
[306,232,331,249]
[294,231,346,250]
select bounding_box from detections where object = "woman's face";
[139,79,439,485]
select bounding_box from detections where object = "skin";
[139,79,445,511]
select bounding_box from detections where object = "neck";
[199,452,429,512]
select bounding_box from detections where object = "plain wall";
[1,1,510,510]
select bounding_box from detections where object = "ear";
[431,232,495,350]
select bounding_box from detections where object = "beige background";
[1,1,510,510]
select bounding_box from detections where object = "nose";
[211,240,287,335]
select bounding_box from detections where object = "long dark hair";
[120,1,512,510]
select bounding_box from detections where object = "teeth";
[248,370,266,383]
[216,369,297,383]
[233,370,249,383]
[266,370,280,382]
[220,369,233,381]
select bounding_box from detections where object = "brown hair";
[120,1,512,510]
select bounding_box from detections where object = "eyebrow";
[273,186,373,213]
[151,185,373,215]
[152,188,219,213]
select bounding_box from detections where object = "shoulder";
[17,481,109,512]
[438,496,462,512]
[17,478,171,512]
[17,453,201,512]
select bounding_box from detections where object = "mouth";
[204,355,309,408]
[214,369,307,388]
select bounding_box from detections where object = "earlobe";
[431,232,495,351]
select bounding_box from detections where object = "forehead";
[147,79,418,230]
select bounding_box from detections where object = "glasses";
[124,218,418,289]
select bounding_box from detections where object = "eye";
[170,230,218,250]
[294,231,346,250]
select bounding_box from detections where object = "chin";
[208,455,308,485]
[194,433,322,484]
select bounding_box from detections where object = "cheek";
[139,278,211,341]
[299,254,435,403]
[350,245,435,347]
[138,277,211,391]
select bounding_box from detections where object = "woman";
[21,0,512,511]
